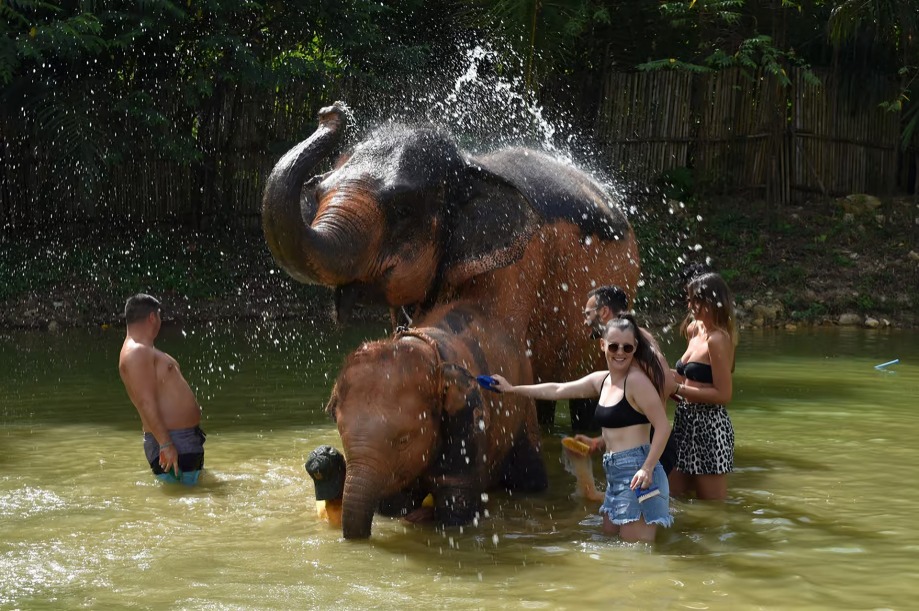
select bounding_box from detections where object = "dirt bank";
[1,195,916,331]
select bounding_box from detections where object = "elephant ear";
[325,381,342,422]
[441,164,540,287]
[437,363,488,474]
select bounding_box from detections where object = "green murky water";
[2,322,917,609]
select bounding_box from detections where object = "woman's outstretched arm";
[491,371,606,401]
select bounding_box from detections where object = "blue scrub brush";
[476,375,500,392]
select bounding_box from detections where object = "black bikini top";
[676,359,714,383]
[594,374,650,429]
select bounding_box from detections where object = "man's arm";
[121,347,179,475]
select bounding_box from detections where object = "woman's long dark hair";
[605,314,665,396]
[684,272,738,347]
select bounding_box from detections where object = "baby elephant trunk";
[341,467,380,539]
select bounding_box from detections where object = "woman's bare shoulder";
[706,328,731,346]
[578,370,609,390]
[626,365,656,388]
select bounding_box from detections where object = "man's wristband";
[159,441,173,451]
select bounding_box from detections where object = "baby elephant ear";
[325,382,341,422]
[438,363,487,475]
[442,164,540,287]
[441,363,478,417]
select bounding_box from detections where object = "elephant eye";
[382,184,427,222]
[382,182,413,201]
[396,434,410,447]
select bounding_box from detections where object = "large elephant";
[262,102,640,426]
[326,301,547,539]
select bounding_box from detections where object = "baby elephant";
[326,303,548,539]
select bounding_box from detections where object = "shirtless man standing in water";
[119,294,205,484]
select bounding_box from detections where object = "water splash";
[426,44,559,153]
[349,39,698,323]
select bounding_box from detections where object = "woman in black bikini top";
[674,360,713,384]
[670,272,738,501]
[594,374,651,428]
[491,315,673,543]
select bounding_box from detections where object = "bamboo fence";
[596,67,905,204]
[595,70,694,186]
[0,67,913,228]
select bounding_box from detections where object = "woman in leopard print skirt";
[669,272,738,501]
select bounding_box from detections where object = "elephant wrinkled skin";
[262,102,640,410]
[326,302,547,539]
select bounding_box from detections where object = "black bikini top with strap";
[594,374,650,428]
[675,359,714,384]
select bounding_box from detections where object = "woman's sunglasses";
[601,341,635,354]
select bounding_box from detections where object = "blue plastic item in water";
[874,359,900,370]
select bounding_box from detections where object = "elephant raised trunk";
[341,466,380,539]
[261,101,361,285]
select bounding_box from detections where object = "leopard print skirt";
[672,400,734,475]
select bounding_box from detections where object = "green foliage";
[694,203,802,299]
[855,293,875,311]
[640,1,819,86]
[832,253,855,267]
[854,265,904,315]
[659,166,695,201]
[826,0,916,49]
[877,74,919,151]
[1,0,917,232]
[719,268,740,283]
[637,58,712,73]
[708,36,790,85]
[659,0,745,30]
[789,301,827,321]
[828,0,919,149]
[1,0,457,224]
[462,0,616,93]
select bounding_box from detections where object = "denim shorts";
[600,444,673,527]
